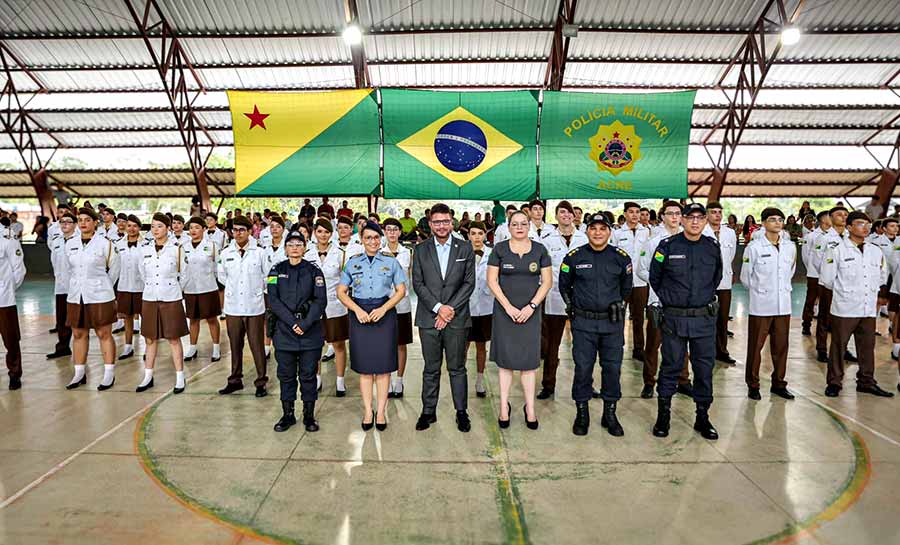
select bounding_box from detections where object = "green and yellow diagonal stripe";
[228,90,380,196]
[382,89,538,200]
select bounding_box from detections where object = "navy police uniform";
[267,239,326,432]
[648,203,722,440]
[559,212,632,436]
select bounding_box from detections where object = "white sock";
[175,371,185,389]
[211,344,221,358]
[70,364,86,385]
[265,345,271,357]
[114,319,124,329]
[122,344,133,354]
[185,345,197,358]
[316,374,322,390]
[101,364,115,386]
[324,344,335,358]
[336,376,345,391]
[134,318,141,329]
[893,344,900,357]
[139,368,153,387]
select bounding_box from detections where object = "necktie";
[239,249,245,258]
[474,250,484,257]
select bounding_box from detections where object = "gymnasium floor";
[1,278,900,545]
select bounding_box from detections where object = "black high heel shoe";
[375,410,387,431]
[136,378,154,393]
[361,410,375,431]
[523,405,539,430]
[498,402,511,429]
[66,375,87,390]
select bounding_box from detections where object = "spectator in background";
[299,199,316,222]
[337,200,353,218]
[892,204,900,219]
[797,201,814,221]
[32,216,49,243]
[450,209,459,230]
[9,213,24,241]
[573,206,584,232]
[727,214,739,236]
[864,196,884,220]
[459,211,471,238]
[801,213,816,236]
[417,208,431,240]
[281,211,292,231]
[398,208,417,241]
[492,200,505,225]
[648,209,658,226]
[742,215,759,243]
[54,183,72,207]
[317,197,335,218]
[785,215,802,240]
[639,207,651,229]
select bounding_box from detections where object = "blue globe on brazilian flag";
[383,90,538,200]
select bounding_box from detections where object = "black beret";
[623,201,641,211]
[126,214,142,227]
[337,215,354,227]
[383,218,402,230]
[187,216,205,228]
[468,221,487,233]
[847,211,871,224]
[60,211,76,222]
[661,200,683,213]
[829,205,848,215]
[172,214,185,224]
[269,215,285,228]
[362,220,383,237]
[78,207,98,221]
[816,210,830,221]
[761,207,785,221]
[204,212,218,220]
[116,213,128,221]
[232,216,252,229]
[151,213,171,227]
[882,217,899,226]
[314,218,334,232]
[102,208,115,216]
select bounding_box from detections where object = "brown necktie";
[474,249,484,257]
[239,249,245,258]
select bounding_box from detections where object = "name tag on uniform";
[502,263,515,269]
[669,254,686,260]
[761,253,772,258]
[278,273,289,278]
[226,257,235,262]
[575,264,592,269]
[844,258,855,262]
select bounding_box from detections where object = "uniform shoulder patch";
[567,247,581,257]
[654,250,665,263]
[560,263,570,273]
[616,247,629,257]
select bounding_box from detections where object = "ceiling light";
[781,26,801,46]
[342,24,362,46]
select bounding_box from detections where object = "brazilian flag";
[382,89,538,200]
[227,90,380,196]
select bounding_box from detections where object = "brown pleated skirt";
[184,290,222,320]
[116,291,143,316]
[397,312,413,345]
[324,315,350,342]
[141,300,190,340]
[67,300,117,329]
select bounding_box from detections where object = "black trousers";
[419,327,468,414]
[275,348,320,402]
[55,294,72,352]
[659,315,715,406]
[571,326,624,403]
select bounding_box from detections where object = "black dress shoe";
[536,388,554,400]
[716,354,737,365]
[255,386,268,398]
[844,351,858,363]
[211,355,221,363]
[9,377,22,390]
[117,350,134,361]
[173,386,185,395]
[375,412,388,431]
[801,326,812,336]
[183,352,196,362]
[748,387,761,400]
[66,375,87,390]
[218,383,244,395]
[640,384,654,399]
[892,352,899,362]
[456,410,471,432]
[135,378,154,392]
[97,378,115,391]
[771,387,795,400]
[676,383,694,398]
[415,412,437,431]
[498,402,511,429]
[49,327,58,334]
[322,352,336,362]
[856,384,895,397]
[335,388,346,398]
[631,351,644,362]
[46,348,72,359]
[523,405,539,430]
[361,410,375,432]
[817,351,829,363]
[726,330,735,337]
[824,384,841,397]
[591,389,602,399]
[476,389,487,398]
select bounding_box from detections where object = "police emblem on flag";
[588,120,642,176]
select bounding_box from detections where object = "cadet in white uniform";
[611,202,651,362]
[182,217,222,362]
[0,231,26,389]
[263,216,288,359]
[97,208,119,241]
[703,202,738,364]
[800,211,831,336]
[740,208,796,401]
[528,200,557,245]
[204,212,228,316]
[813,206,852,363]
[465,221,494,397]
[171,214,190,246]
[65,207,121,391]
[382,218,414,397]
[537,201,588,399]
[47,211,77,359]
[819,211,894,398]
[493,204,518,244]
[136,213,190,394]
[217,215,271,397]
[114,215,146,360]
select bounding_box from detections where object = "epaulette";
[567,247,581,257]
[616,247,629,258]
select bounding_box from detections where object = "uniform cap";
[829,205,848,215]
[187,216,205,228]
[285,231,306,245]
[337,215,354,227]
[172,214,185,224]
[847,211,871,224]
[760,207,785,221]
[77,207,98,221]
[127,214,142,227]
[706,201,723,211]
[586,212,612,228]
[315,218,334,232]
[882,217,898,226]
[683,203,707,217]
[269,215,285,228]
[151,213,171,227]
[362,220,383,237]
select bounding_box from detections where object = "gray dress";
[489,240,551,370]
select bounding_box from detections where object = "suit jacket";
[412,237,476,329]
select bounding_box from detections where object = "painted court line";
[0,357,223,509]
[796,388,900,449]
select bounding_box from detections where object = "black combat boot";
[274,401,296,432]
[693,403,719,440]
[600,401,624,437]
[572,402,590,436]
[302,401,319,432]
[652,397,671,438]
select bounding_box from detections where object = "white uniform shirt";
[494,222,510,243]
[264,238,287,270]
[612,224,651,287]
[217,238,269,316]
[637,227,682,305]
[812,227,849,275]
[182,238,220,295]
[97,222,118,242]
[801,228,826,278]
[703,224,738,291]
[65,235,120,304]
[381,242,412,314]
[139,239,187,302]
[740,236,796,316]
[869,234,896,266]
[258,226,273,248]
[0,238,26,307]
[115,237,146,293]
[205,227,227,250]
[10,221,24,240]
[819,238,887,318]
[543,229,589,315]
[469,245,495,317]
[171,232,191,247]
[49,233,74,295]
[304,241,362,318]
[529,222,557,245]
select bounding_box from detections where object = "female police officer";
[337,221,407,432]
[268,231,327,433]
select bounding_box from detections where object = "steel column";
[344,0,370,88]
[544,0,578,91]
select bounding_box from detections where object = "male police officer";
[268,231,327,432]
[649,203,723,440]
[559,212,632,436]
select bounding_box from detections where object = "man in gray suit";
[412,203,476,432]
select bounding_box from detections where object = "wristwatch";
[529,302,538,310]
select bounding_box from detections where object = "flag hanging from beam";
[382,89,538,200]
[227,89,380,196]
[539,90,696,199]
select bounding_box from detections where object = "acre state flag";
[382,89,538,200]
[227,89,380,196]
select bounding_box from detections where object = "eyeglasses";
[765,217,785,223]
[430,219,452,226]
[663,211,682,217]
[684,215,706,222]
[232,227,248,233]
[59,219,75,225]
[363,235,381,241]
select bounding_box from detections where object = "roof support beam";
[701,0,806,203]
[544,0,578,91]
[122,0,213,212]
[0,42,57,218]
[344,0,369,88]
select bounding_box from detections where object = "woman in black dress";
[487,211,553,430]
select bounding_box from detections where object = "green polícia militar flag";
[382,89,538,200]
[539,90,696,199]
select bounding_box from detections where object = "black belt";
[572,307,609,320]
[663,306,710,317]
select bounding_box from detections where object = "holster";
[608,301,626,323]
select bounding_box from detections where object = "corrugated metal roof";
[359,0,558,30]
[365,31,552,62]
[369,62,546,86]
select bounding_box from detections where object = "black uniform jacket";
[267,259,326,351]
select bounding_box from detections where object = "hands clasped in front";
[434,304,455,330]
[504,304,534,324]
[354,306,388,324]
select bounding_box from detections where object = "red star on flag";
[244,105,270,130]
[613,132,620,138]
